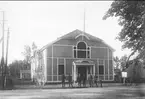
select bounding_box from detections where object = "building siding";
[86,40,108,48]
[105,60,108,75]
[109,60,113,75]
[47,58,52,75]
[109,49,113,59]
[53,58,57,75]
[66,59,73,75]
[53,45,72,58]
[58,58,64,65]
[47,75,52,81]
[91,47,108,59]
[105,60,109,80]
[93,60,98,74]
[47,46,52,57]
[54,39,75,45]
[109,60,113,80]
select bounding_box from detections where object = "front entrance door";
[78,66,87,80]
[72,62,95,83]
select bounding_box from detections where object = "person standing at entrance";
[88,74,93,87]
[61,74,66,88]
[77,74,81,87]
[100,79,103,87]
[94,73,98,87]
[82,74,86,87]
[68,73,73,88]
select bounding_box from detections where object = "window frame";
[98,59,104,75]
[58,65,64,75]
[73,41,90,59]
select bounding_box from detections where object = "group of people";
[61,73,73,88]
[61,73,103,88]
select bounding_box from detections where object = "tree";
[113,56,122,82]
[31,42,38,57]
[131,59,143,84]
[103,1,145,62]
[113,56,120,69]
[9,60,24,78]
[22,45,31,64]
[120,55,128,70]
[32,42,37,51]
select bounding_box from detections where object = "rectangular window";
[87,51,90,58]
[58,65,64,75]
[77,51,86,58]
[74,50,76,58]
[99,65,104,75]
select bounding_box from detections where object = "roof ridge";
[58,29,81,40]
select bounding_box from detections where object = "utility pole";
[5,28,9,72]
[1,11,5,90]
[4,28,10,88]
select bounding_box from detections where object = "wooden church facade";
[31,29,114,83]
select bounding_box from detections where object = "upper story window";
[73,41,90,58]
[77,42,86,49]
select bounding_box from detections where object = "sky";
[0,1,131,64]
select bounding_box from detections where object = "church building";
[31,29,115,83]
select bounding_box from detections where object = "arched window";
[73,41,90,58]
[77,42,86,58]
[77,42,86,49]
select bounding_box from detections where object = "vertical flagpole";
[83,8,86,34]
[82,8,86,41]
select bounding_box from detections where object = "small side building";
[20,63,31,80]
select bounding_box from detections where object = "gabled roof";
[40,29,115,52]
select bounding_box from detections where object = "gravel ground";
[0,84,145,99]
[13,83,122,89]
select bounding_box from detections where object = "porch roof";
[73,60,95,65]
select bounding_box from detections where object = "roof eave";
[40,29,79,51]
[84,31,115,52]
[101,41,115,52]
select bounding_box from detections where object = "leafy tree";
[120,55,128,70]
[22,45,31,64]
[103,1,145,62]
[32,42,37,51]
[21,43,38,70]
[9,60,31,78]
[21,45,32,72]
[9,60,24,78]
[31,42,38,57]
[0,58,3,75]
[113,56,120,69]
[131,59,143,84]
